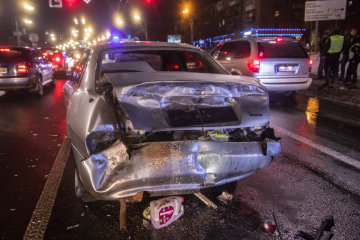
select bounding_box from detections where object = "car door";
[211,40,251,75]
[63,49,90,110]
[31,51,51,81]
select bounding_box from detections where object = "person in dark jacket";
[344,37,360,89]
[320,29,344,89]
[340,27,358,80]
[317,31,330,79]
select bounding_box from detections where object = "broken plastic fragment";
[66,224,79,230]
[261,221,276,234]
[217,191,233,204]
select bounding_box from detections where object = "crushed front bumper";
[75,138,281,201]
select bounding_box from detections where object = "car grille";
[167,107,239,127]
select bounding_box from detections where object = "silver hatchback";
[211,37,313,92]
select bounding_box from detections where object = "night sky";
[0,0,186,44]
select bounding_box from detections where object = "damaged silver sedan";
[63,41,281,201]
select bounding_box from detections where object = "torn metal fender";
[74,138,281,201]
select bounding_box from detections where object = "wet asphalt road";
[0,80,360,240]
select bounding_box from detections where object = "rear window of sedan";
[0,48,30,61]
[257,41,308,58]
[101,50,228,75]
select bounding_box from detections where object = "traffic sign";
[305,0,346,21]
[49,0,63,8]
[29,33,39,43]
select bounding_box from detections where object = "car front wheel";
[36,76,43,96]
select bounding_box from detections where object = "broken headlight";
[85,125,120,155]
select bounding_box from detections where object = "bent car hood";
[100,72,270,131]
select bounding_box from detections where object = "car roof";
[94,41,202,52]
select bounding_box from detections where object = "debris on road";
[150,196,184,229]
[119,199,127,231]
[296,216,335,240]
[217,191,233,204]
[261,221,276,234]
[66,224,79,230]
[194,192,217,209]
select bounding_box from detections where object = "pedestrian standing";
[340,27,358,81]
[344,37,360,89]
[320,29,344,89]
[317,31,329,79]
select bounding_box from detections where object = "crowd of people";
[318,27,359,90]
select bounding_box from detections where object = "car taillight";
[308,59,313,72]
[0,48,11,52]
[276,37,284,43]
[75,65,82,71]
[42,52,48,57]
[248,59,260,73]
[17,64,28,74]
[55,57,61,62]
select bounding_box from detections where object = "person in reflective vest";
[320,29,344,89]
[340,27,358,81]
[345,37,360,89]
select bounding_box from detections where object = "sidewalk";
[304,54,360,106]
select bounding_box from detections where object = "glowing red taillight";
[248,59,260,73]
[276,37,284,43]
[308,59,313,72]
[0,48,11,52]
[17,64,28,74]
[75,65,82,71]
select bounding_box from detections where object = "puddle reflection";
[305,97,319,126]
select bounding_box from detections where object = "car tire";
[52,77,56,87]
[36,75,44,96]
[75,169,97,202]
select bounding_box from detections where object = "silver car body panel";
[63,42,281,200]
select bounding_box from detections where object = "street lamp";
[23,18,33,25]
[133,12,148,41]
[115,16,124,27]
[23,3,34,11]
[15,2,35,46]
[182,6,194,44]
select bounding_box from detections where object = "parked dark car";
[0,46,55,96]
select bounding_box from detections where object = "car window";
[100,50,227,75]
[70,49,91,87]
[257,41,308,58]
[0,48,30,61]
[213,41,251,60]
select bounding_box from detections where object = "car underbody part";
[295,216,335,240]
[194,192,217,209]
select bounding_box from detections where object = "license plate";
[277,66,295,72]
[0,67,7,74]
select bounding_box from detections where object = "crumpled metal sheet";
[77,138,281,201]
[101,72,270,131]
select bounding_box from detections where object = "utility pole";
[15,14,20,46]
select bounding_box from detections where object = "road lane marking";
[23,138,71,240]
[273,125,360,170]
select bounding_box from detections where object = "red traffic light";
[63,0,79,7]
